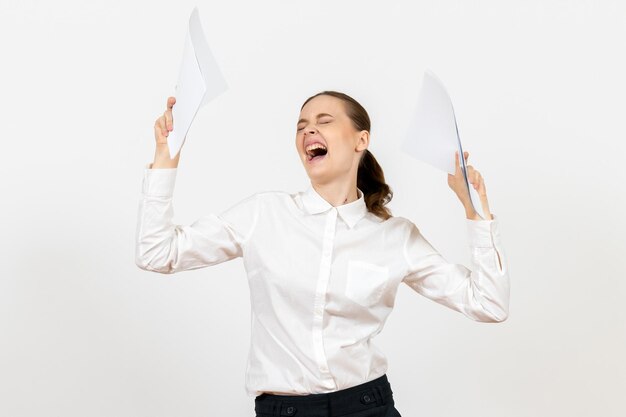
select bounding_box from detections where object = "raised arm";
[135,96,258,274]
[134,167,258,274]
[401,216,510,322]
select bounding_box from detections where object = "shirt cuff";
[466,213,501,248]
[142,162,177,197]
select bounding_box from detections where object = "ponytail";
[357,149,393,220]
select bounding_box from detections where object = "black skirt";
[254,374,402,417]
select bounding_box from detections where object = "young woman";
[135,91,510,417]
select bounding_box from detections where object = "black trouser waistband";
[254,374,394,417]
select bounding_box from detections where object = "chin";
[304,166,324,176]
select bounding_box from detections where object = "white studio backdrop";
[1,0,625,416]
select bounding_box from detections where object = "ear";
[356,130,369,152]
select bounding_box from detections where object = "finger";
[454,151,461,173]
[167,96,176,110]
[478,175,487,195]
[467,168,475,186]
[154,121,166,144]
[157,115,168,137]
[165,109,173,131]
[477,178,490,216]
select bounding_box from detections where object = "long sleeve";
[401,214,510,322]
[135,163,259,274]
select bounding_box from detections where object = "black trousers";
[254,374,402,417]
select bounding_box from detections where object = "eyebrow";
[297,113,335,125]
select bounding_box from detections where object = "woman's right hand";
[151,96,180,168]
[154,96,176,145]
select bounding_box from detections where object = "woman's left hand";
[447,150,493,220]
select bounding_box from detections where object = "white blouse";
[135,164,510,398]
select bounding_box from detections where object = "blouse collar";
[300,184,368,229]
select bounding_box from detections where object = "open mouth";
[306,144,328,162]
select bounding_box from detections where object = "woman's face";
[296,95,369,184]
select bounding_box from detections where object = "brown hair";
[300,91,393,221]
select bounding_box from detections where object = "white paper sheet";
[167,6,228,159]
[401,69,487,219]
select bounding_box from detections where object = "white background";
[1,1,625,416]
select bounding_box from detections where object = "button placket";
[311,208,337,388]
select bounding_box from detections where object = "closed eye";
[297,120,330,131]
